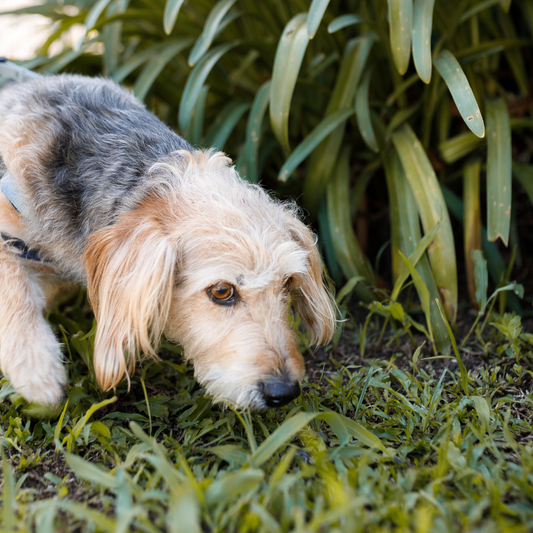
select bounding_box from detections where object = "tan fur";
[0,145,336,409]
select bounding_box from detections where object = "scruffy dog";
[0,75,335,409]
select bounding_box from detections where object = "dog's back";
[0,75,191,277]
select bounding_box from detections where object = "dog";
[0,74,336,410]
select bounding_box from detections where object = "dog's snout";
[260,379,301,408]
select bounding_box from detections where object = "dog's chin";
[203,381,268,411]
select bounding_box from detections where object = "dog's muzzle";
[259,379,301,408]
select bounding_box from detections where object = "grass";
[1,291,533,532]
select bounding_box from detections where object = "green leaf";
[472,396,491,434]
[64,451,118,489]
[472,250,488,311]
[134,39,193,101]
[238,80,270,184]
[434,298,469,395]
[308,0,330,38]
[355,68,378,152]
[328,14,365,33]
[188,0,237,66]
[187,85,209,146]
[167,487,201,533]
[205,469,264,507]
[390,220,441,302]
[56,501,115,531]
[433,49,485,138]
[1,446,15,531]
[486,98,512,245]
[388,0,413,75]
[204,100,250,151]
[179,42,237,134]
[270,13,310,152]
[111,42,167,83]
[513,163,533,207]
[326,148,375,302]
[278,108,354,182]
[102,0,129,76]
[412,0,435,83]
[392,124,457,324]
[463,158,482,305]
[303,33,377,214]
[438,131,484,164]
[251,411,317,467]
[206,445,249,467]
[69,397,117,449]
[335,276,366,306]
[399,251,434,343]
[164,0,186,35]
[85,0,114,32]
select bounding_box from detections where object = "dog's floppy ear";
[287,218,336,345]
[84,202,176,391]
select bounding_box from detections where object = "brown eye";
[209,282,235,304]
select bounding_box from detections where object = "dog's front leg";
[0,245,66,405]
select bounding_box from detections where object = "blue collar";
[0,171,46,262]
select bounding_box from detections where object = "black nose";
[260,379,301,408]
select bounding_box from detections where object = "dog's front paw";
[1,333,67,406]
[11,366,66,406]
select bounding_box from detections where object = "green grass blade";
[355,68,378,152]
[270,13,309,152]
[167,487,201,533]
[390,221,441,302]
[164,0,186,35]
[2,446,16,531]
[205,470,264,507]
[56,501,116,531]
[64,451,118,489]
[251,412,317,467]
[328,14,364,33]
[392,124,457,324]
[319,413,392,455]
[412,0,435,83]
[134,39,193,101]
[278,108,353,182]
[486,98,512,245]
[303,34,377,214]
[433,49,485,138]
[188,0,237,67]
[204,101,250,151]
[472,250,488,311]
[399,251,434,345]
[435,298,469,395]
[71,397,117,444]
[237,80,270,183]
[388,0,413,75]
[179,42,236,135]
[308,0,330,38]
[463,158,482,305]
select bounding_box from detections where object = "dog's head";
[85,150,336,409]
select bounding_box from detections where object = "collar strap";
[0,171,26,213]
[1,233,46,262]
[0,172,45,261]
[0,58,40,84]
